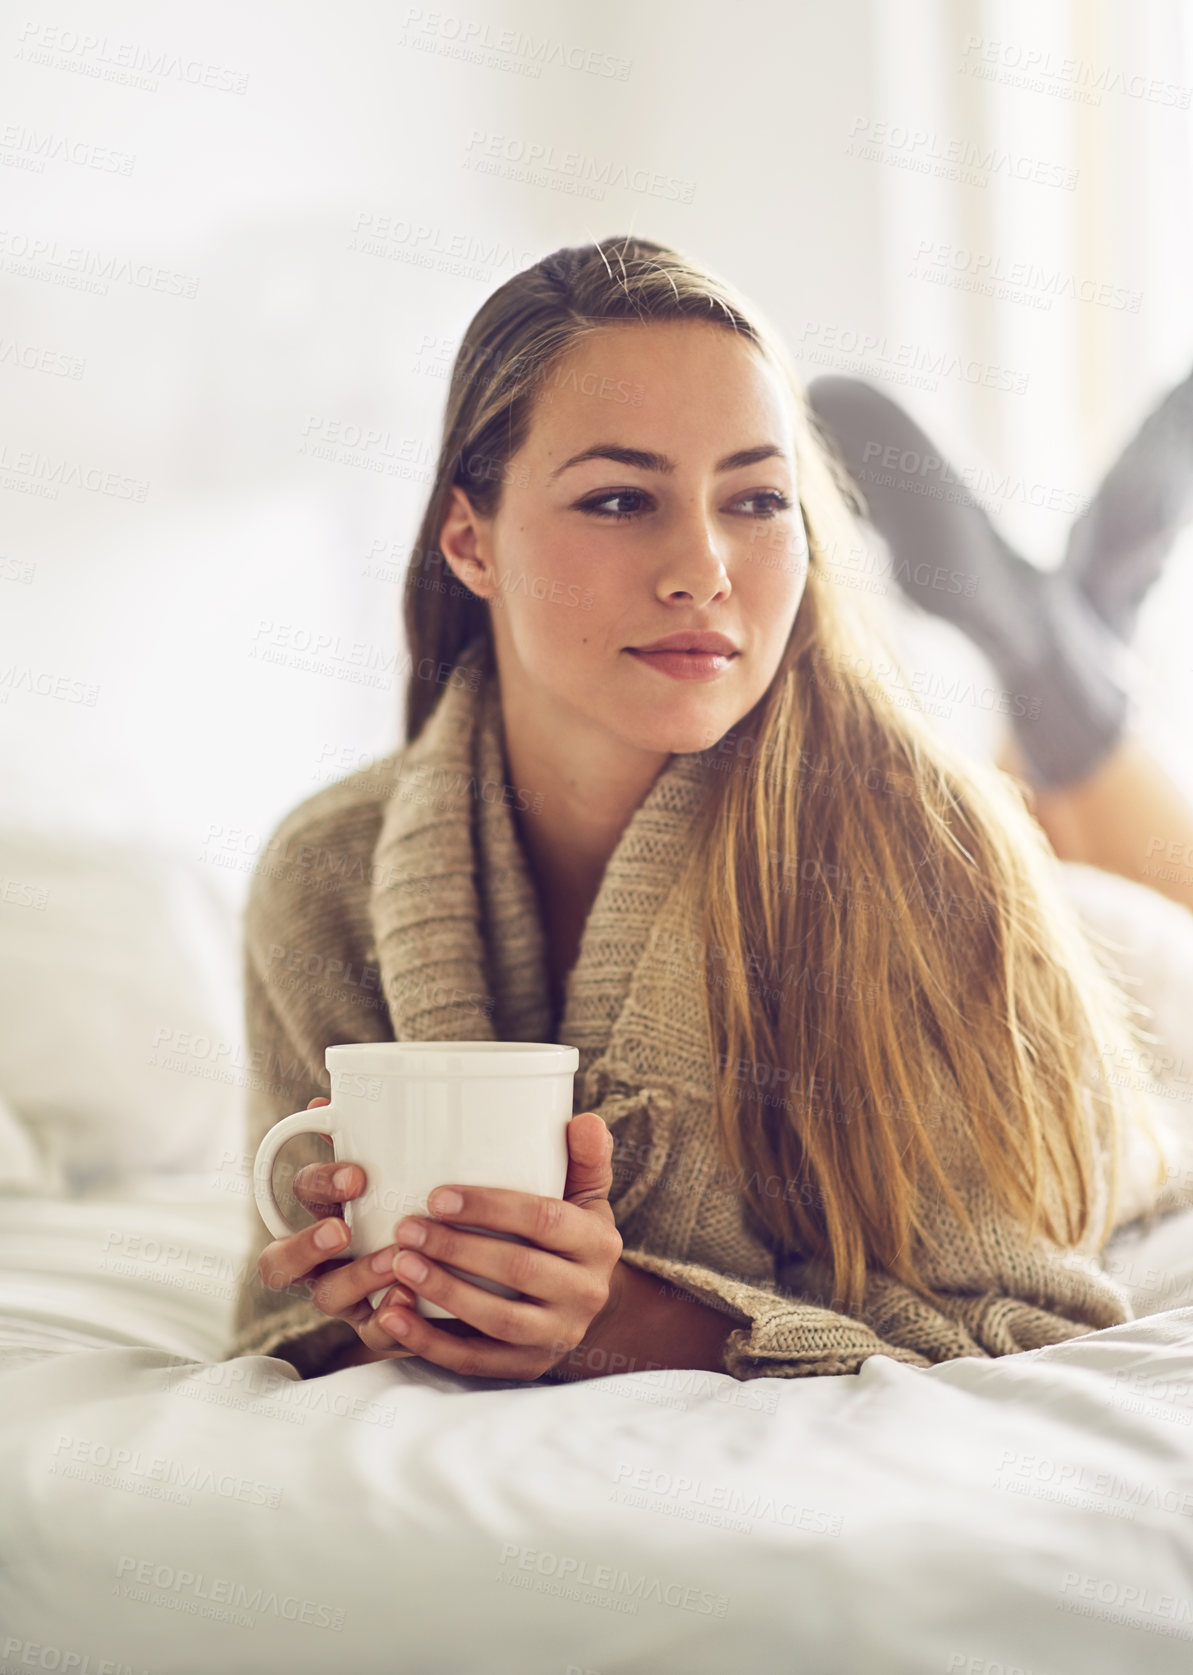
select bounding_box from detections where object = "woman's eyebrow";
[549,442,788,479]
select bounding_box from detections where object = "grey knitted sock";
[805,375,1129,789]
[1062,359,1193,642]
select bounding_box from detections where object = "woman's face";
[441,318,809,758]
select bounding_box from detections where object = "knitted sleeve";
[612,1227,1130,1382]
[610,1246,938,1378]
[585,1076,1137,1383]
[222,941,364,1377]
[222,785,392,1378]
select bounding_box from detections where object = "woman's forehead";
[523,328,796,461]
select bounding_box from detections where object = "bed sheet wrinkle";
[2,1307,1193,1672]
[0,1286,1191,1669]
[1,853,1192,1666]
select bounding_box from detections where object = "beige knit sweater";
[225,633,1192,1381]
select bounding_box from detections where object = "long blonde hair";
[401,235,1161,1313]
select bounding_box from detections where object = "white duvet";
[1,858,1192,1672]
[0,1170,1191,1673]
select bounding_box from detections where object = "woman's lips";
[626,649,739,681]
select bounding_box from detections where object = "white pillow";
[1055,862,1193,1080]
[0,831,245,1189]
[1055,861,1193,1226]
[0,1089,61,1194]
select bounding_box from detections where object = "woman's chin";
[618,713,739,758]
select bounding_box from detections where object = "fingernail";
[395,1252,428,1282]
[332,1166,355,1193]
[381,1311,411,1339]
[371,1247,398,1274]
[429,1188,463,1214]
[314,1220,347,1251]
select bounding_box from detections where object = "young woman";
[226,236,1193,1386]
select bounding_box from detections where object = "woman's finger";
[408,1181,616,1260]
[369,1301,548,1380]
[256,1216,354,1297]
[292,1159,366,1218]
[289,1096,366,1220]
[560,1112,617,1210]
[307,1243,417,1317]
[352,1289,423,1358]
[385,1247,595,1348]
[403,1114,617,1261]
[391,1219,572,1303]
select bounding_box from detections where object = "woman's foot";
[806,375,1131,790]
[1062,358,1193,642]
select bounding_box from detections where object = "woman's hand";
[256,1102,624,1380]
[255,1097,419,1363]
[372,1110,624,1380]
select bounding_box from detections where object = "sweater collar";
[367,631,713,1124]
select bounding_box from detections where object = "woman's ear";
[437,485,497,602]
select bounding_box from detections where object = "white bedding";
[2,841,1192,1671]
[0,1166,1192,1673]
[0,1173,248,1370]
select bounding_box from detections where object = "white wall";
[0,0,890,908]
[2,0,1191,915]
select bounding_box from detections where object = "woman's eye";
[580,489,650,521]
[740,490,793,518]
[578,488,793,521]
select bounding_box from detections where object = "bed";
[2,778,1193,1673]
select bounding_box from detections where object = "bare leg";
[995,729,1193,916]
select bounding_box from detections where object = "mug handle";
[253,1108,335,1241]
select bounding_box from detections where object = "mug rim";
[325,1041,579,1077]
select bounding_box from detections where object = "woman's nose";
[654,516,733,603]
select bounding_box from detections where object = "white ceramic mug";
[252,1041,579,1320]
